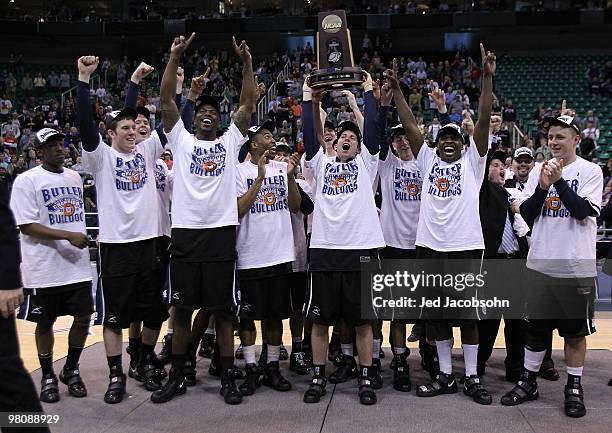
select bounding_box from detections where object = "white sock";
[268,344,280,363]
[205,327,215,335]
[243,345,256,365]
[462,344,478,377]
[372,339,381,359]
[436,338,454,375]
[341,343,353,356]
[167,327,173,335]
[567,366,583,377]
[524,348,546,373]
[395,347,407,355]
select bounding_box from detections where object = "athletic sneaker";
[370,358,383,390]
[199,333,215,359]
[238,363,261,396]
[329,355,358,384]
[416,372,458,397]
[289,351,311,375]
[262,361,291,391]
[151,368,186,403]
[463,375,492,405]
[303,375,327,404]
[500,374,539,406]
[358,368,377,405]
[279,345,289,361]
[157,334,172,365]
[564,384,586,418]
[328,333,341,364]
[40,373,60,403]
[407,323,422,342]
[220,369,243,405]
[392,352,411,392]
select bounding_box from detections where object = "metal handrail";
[256,59,291,124]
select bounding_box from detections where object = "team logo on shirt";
[427,161,462,197]
[115,153,148,191]
[154,161,167,192]
[393,168,422,201]
[41,186,85,225]
[247,175,288,214]
[322,161,359,195]
[190,143,226,177]
[541,179,579,218]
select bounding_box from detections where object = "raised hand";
[428,85,446,111]
[489,114,502,133]
[380,82,393,106]
[480,43,496,77]
[77,56,99,80]
[342,90,358,107]
[131,61,155,84]
[383,58,400,89]
[190,71,209,96]
[286,152,300,176]
[560,99,576,117]
[171,33,196,58]
[361,70,373,91]
[257,149,272,180]
[538,159,563,190]
[232,36,252,63]
[461,116,475,135]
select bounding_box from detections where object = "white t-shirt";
[308,147,385,250]
[235,160,295,269]
[10,166,92,288]
[378,154,422,250]
[521,157,603,278]
[292,179,311,272]
[416,137,486,251]
[82,133,163,243]
[165,119,247,229]
[154,159,173,237]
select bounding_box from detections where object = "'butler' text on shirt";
[247,175,288,213]
[42,186,85,225]
[322,161,359,195]
[190,144,227,177]
[115,153,148,191]
[394,168,422,201]
[428,161,462,197]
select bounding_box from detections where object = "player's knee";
[36,321,55,334]
[73,314,92,327]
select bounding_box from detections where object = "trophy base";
[309,67,364,90]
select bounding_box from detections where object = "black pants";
[477,319,554,376]
[0,315,49,433]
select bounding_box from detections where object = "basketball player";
[501,111,602,418]
[10,128,93,403]
[150,33,256,405]
[76,56,165,404]
[392,45,496,405]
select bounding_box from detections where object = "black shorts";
[380,246,416,260]
[23,281,93,324]
[99,239,167,329]
[523,268,596,338]
[414,246,484,323]
[238,263,292,320]
[305,270,369,327]
[289,272,307,312]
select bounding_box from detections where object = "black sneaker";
[59,365,87,398]
[358,368,377,406]
[539,365,560,381]
[40,373,60,403]
[329,355,358,384]
[104,373,127,404]
[303,375,327,403]
[199,333,215,359]
[564,384,586,418]
[416,372,458,397]
[463,375,492,405]
[157,334,172,365]
[500,375,539,406]
[128,359,142,381]
[238,363,261,396]
[392,352,411,392]
[407,323,422,342]
[220,369,243,405]
[279,345,289,361]
[150,369,186,403]
[136,361,163,391]
[370,359,383,390]
[289,351,311,375]
[262,361,291,392]
[184,356,196,386]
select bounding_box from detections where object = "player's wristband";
[302,90,312,102]
[363,83,373,92]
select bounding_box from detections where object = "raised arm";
[362,71,379,155]
[378,83,392,160]
[302,78,320,161]
[430,86,451,126]
[231,37,257,135]
[343,90,364,133]
[161,33,195,132]
[125,62,155,109]
[384,58,424,158]
[473,43,496,156]
[182,69,208,131]
[76,56,101,152]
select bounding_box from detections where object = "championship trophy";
[308,10,364,89]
